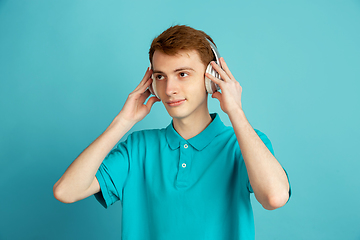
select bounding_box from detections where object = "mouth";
[166,99,186,107]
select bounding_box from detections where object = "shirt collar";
[165,113,227,151]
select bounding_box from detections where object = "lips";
[166,99,186,107]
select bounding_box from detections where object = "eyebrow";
[153,67,196,74]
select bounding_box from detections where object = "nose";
[165,76,179,96]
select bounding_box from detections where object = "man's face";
[152,50,208,121]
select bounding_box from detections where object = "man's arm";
[206,58,289,210]
[228,109,289,210]
[53,68,159,203]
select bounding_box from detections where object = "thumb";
[211,92,222,101]
[146,96,160,110]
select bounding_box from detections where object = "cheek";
[194,77,207,93]
[155,81,165,93]
[186,80,207,101]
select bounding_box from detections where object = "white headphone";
[204,38,222,94]
[149,38,222,98]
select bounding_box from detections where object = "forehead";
[152,50,205,71]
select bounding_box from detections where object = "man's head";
[149,25,216,67]
[148,25,217,122]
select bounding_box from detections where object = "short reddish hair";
[149,25,216,66]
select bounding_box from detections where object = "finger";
[219,57,235,80]
[141,67,153,83]
[139,89,151,104]
[145,96,160,110]
[134,70,151,92]
[136,77,153,94]
[210,61,231,82]
[205,72,223,87]
[134,67,153,91]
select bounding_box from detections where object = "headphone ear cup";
[149,81,155,95]
[149,63,160,99]
[205,63,220,94]
[150,74,160,99]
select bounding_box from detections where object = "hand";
[205,57,243,114]
[118,67,160,124]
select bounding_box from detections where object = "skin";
[206,59,290,210]
[53,49,289,210]
[151,50,213,139]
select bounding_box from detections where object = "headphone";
[149,38,222,98]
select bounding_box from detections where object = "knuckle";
[128,92,136,99]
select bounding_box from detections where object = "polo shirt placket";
[176,140,192,188]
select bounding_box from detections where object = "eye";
[155,74,165,80]
[179,72,189,78]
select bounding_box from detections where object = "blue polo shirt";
[95,113,285,240]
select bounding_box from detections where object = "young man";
[54,25,290,239]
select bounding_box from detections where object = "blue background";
[1,1,359,239]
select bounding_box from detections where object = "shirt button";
[184,144,188,149]
[182,163,186,168]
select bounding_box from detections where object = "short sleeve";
[94,139,130,208]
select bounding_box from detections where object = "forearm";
[53,67,158,203]
[228,109,289,210]
[53,115,134,203]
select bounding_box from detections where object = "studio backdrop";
[0,1,359,239]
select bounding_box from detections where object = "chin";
[166,111,187,119]
[165,107,190,120]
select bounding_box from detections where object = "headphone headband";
[205,38,222,94]
[206,39,221,66]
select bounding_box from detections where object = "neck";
[172,110,212,140]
